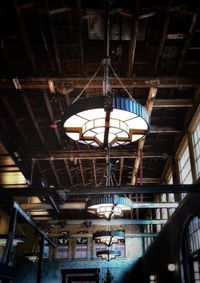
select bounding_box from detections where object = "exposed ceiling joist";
[0,77,199,90]
[29,151,170,160]
[131,87,157,185]
[0,184,199,197]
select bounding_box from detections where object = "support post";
[1,207,18,265]
[36,235,44,283]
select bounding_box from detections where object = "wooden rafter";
[77,0,85,74]
[128,16,139,76]
[78,159,85,185]
[44,0,62,73]
[22,93,47,149]
[42,92,62,147]
[49,158,61,187]
[0,184,199,197]
[119,157,124,185]
[92,159,97,186]
[29,151,170,160]
[0,77,199,90]
[63,159,73,186]
[152,10,170,75]
[176,12,198,74]
[131,87,158,185]
[14,2,36,71]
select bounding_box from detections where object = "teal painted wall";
[15,257,140,283]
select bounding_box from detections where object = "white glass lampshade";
[63,96,149,147]
[87,195,131,220]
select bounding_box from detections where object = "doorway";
[61,268,100,283]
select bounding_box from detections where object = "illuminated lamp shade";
[167,263,176,272]
[63,96,149,147]
[93,230,125,246]
[0,234,25,247]
[97,249,121,261]
[87,195,131,220]
[24,252,39,263]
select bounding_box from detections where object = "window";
[56,246,69,259]
[182,216,200,283]
[43,240,49,259]
[168,193,175,217]
[165,172,175,216]
[75,238,88,259]
[178,145,193,185]
[156,208,161,233]
[160,194,169,223]
[178,144,193,200]
[192,121,200,179]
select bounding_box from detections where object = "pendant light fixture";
[93,230,125,246]
[63,4,149,149]
[87,195,131,220]
[86,140,132,218]
[97,249,121,261]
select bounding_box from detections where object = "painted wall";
[127,192,200,283]
[13,224,143,283]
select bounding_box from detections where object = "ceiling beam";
[92,159,97,186]
[0,184,199,196]
[131,87,157,185]
[29,151,170,160]
[153,10,170,74]
[49,159,61,187]
[63,159,73,186]
[128,2,139,77]
[42,92,63,147]
[119,157,124,185]
[44,0,62,73]
[33,218,167,225]
[77,0,85,74]
[0,77,199,90]
[21,201,178,210]
[176,13,198,74]
[78,159,85,185]
[14,3,36,71]
[154,99,193,108]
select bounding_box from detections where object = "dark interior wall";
[129,192,200,283]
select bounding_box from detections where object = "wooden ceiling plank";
[176,13,198,74]
[44,0,62,73]
[0,77,199,89]
[0,184,199,196]
[0,96,28,145]
[154,99,193,107]
[77,0,85,75]
[153,10,170,74]
[15,3,36,71]
[128,15,139,76]
[29,151,170,160]
[150,126,182,133]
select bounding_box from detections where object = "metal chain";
[72,62,103,104]
[108,62,134,101]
